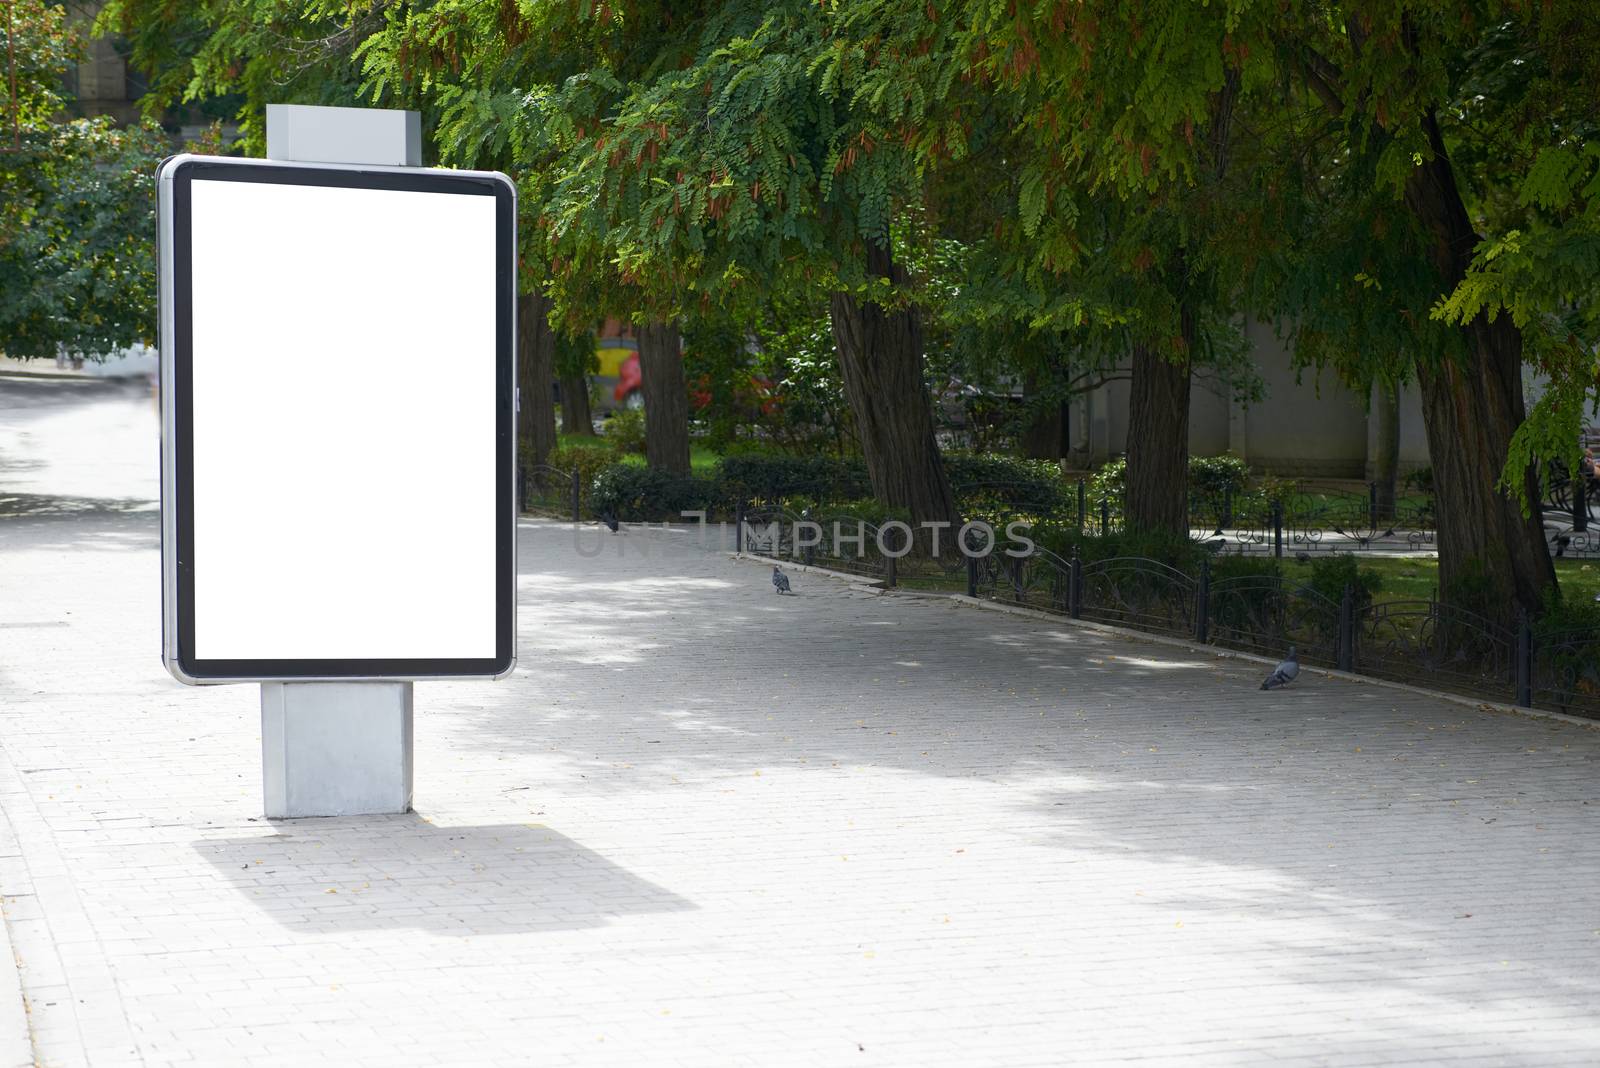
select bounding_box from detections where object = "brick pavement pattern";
[2,376,1600,1066]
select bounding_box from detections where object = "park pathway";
[2,374,1599,1066]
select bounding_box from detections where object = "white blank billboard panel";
[187,180,497,660]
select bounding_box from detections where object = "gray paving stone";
[2,376,1599,1065]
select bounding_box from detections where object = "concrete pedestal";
[261,682,414,818]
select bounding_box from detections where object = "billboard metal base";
[261,682,414,818]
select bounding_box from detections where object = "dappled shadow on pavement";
[197,816,695,936]
[455,521,1600,1060]
[0,493,156,518]
[0,509,157,553]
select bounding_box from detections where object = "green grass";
[556,432,613,451]
[1277,555,1600,605]
[613,444,722,474]
[552,434,721,474]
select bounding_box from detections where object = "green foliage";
[1188,455,1252,498]
[1306,555,1385,615]
[1,0,77,128]
[717,452,1065,516]
[589,463,725,521]
[85,0,1600,571]
[544,441,620,490]
[0,3,169,360]
[943,453,1065,517]
[1531,589,1600,707]
[769,496,911,529]
[1085,459,1127,508]
[1533,587,1600,640]
[719,455,871,504]
[553,329,598,380]
[1032,523,1210,572]
[750,302,852,453]
[603,409,648,455]
[1088,454,1253,508]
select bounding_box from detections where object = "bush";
[945,453,1066,515]
[1188,454,1251,497]
[1533,590,1600,707]
[1207,556,1287,634]
[589,463,725,521]
[717,454,870,503]
[1031,521,1211,572]
[1085,457,1126,505]
[1088,454,1256,500]
[547,442,619,490]
[603,408,648,454]
[1533,587,1600,639]
[715,451,1067,516]
[1305,553,1384,612]
[1403,466,1434,496]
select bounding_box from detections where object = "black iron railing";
[732,505,1599,718]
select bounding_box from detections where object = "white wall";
[1071,320,1433,478]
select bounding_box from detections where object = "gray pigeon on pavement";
[772,565,792,594]
[1260,647,1300,690]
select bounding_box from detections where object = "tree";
[517,290,558,468]
[1258,2,1591,621]
[104,0,575,469]
[636,320,690,473]
[482,0,964,525]
[850,0,1256,537]
[941,0,1587,623]
[554,328,597,437]
[0,1,166,362]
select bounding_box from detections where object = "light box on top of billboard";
[156,155,517,683]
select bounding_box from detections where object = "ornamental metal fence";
[1062,474,1593,559]
[973,548,1597,717]
[730,508,1599,719]
[518,464,584,522]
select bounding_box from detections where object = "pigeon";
[772,565,792,594]
[1294,551,1312,563]
[601,511,619,534]
[1260,647,1300,690]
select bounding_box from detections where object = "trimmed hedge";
[718,452,1064,514]
[589,464,726,521]
[1031,523,1213,571]
[1088,454,1253,504]
[718,455,871,503]
[945,453,1065,515]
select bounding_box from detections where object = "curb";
[731,552,1600,733]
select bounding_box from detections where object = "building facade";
[1070,320,1432,480]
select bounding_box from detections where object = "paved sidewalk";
[3,377,1600,1066]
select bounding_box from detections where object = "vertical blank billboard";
[157,157,517,682]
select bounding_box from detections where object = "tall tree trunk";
[1124,337,1191,537]
[1402,111,1554,622]
[561,371,595,436]
[518,290,558,469]
[636,320,690,474]
[828,241,958,531]
[1020,367,1068,460]
[1120,75,1230,541]
[1372,381,1400,522]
